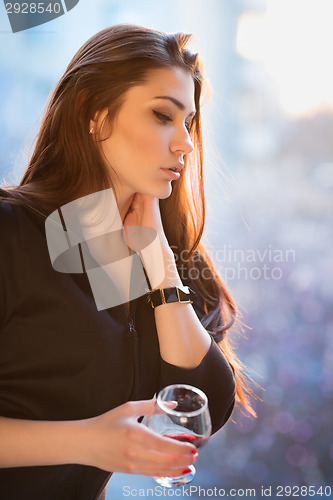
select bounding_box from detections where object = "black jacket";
[0,193,235,500]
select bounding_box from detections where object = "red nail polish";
[191,448,198,455]
[182,467,192,475]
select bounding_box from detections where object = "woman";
[0,24,254,499]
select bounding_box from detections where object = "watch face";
[164,288,179,303]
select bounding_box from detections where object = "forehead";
[124,67,196,112]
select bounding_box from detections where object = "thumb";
[128,398,179,418]
[125,399,158,418]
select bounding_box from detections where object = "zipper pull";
[128,316,137,335]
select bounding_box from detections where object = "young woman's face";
[93,67,196,201]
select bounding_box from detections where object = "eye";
[153,110,172,125]
[185,119,194,132]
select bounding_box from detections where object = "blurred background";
[0,0,332,497]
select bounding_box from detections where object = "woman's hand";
[122,193,177,288]
[123,194,170,250]
[123,193,163,233]
[80,399,198,475]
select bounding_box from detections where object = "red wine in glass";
[164,433,209,449]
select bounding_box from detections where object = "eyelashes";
[153,110,193,131]
[153,110,172,125]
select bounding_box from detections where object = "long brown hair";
[2,24,255,416]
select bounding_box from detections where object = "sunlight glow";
[236,0,333,118]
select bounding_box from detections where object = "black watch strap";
[147,285,195,309]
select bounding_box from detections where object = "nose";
[170,125,194,157]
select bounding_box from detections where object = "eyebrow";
[153,96,196,117]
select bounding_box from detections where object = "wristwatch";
[146,285,195,309]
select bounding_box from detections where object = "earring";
[89,127,94,135]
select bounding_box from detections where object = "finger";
[130,192,142,207]
[133,464,194,478]
[118,460,194,478]
[122,225,132,248]
[161,401,178,412]
[134,424,197,456]
[121,399,157,418]
[123,398,177,418]
[127,193,145,214]
[119,442,197,477]
[130,443,198,470]
[152,466,194,478]
[151,400,178,416]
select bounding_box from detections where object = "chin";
[143,182,173,200]
[156,184,173,200]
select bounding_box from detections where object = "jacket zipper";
[126,312,139,398]
[128,316,136,336]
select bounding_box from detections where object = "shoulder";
[0,197,28,323]
[0,196,28,252]
[0,198,19,232]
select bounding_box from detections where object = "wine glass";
[146,383,212,487]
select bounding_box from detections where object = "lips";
[162,162,184,173]
[160,161,184,181]
[163,161,184,172]
[160,168,181,180]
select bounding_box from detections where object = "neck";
[118,193,135,224]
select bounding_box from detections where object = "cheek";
[118,118,168,160]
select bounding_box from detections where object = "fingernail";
[193,452,199,461]
[191,448,198,455]
[182,467,192,475]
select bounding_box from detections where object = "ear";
[89,109,108,136]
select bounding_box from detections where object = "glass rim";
[157,383,208,417]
